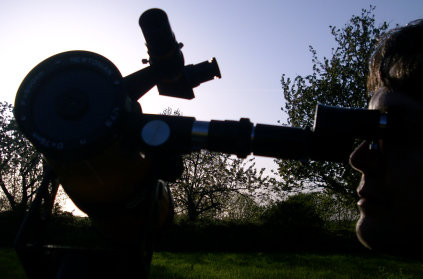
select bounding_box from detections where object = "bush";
[261,193,324,232]
[0,211,24,247]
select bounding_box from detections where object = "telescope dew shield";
[14,51,126,159]
[14,51,152,213]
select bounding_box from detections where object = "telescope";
[12,8,389,278]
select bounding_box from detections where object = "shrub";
[261,193,324,232]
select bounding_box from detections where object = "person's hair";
[367,19,423,97]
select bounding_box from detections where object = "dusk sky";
[1,1,422,213]
[2,1,422,121]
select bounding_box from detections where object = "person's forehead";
[369,89,423,112]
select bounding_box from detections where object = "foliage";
[310,192,358,228]
[261,193,323,231]
[219,192,265,223]
[277,7,389,203]
[0,101,45,216]
[263,192,357,230]
[169,151,273,222]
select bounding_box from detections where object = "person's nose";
[349,140,380,174]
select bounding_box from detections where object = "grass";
[149,252,423,279]
[1,249,422,278]
[0,248,27,279]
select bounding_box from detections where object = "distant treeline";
[0,197,365,254]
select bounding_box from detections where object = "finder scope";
[138,8,221,99]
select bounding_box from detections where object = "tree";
[0,101,44,216]
[169,150,273,222]
[161,108,274,222]
[220,192,264,222]
[277,7,389,204]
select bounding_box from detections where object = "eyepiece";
[185,58,222,88]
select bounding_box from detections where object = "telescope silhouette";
[13,8,388,278]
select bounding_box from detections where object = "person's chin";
[356,214,423,259]
[356,199,390,245]
[356,215,386,250]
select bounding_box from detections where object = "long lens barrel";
[138,116,330,161]
[138,105,387,162]
[194,120,311,160]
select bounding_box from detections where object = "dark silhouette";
[350,19,423,258]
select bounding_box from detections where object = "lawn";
[149,252,423,279]
[1,249,422,278]
[0,248,27,279]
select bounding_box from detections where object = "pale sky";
[2,1,422,121]
[1,1,422,214]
